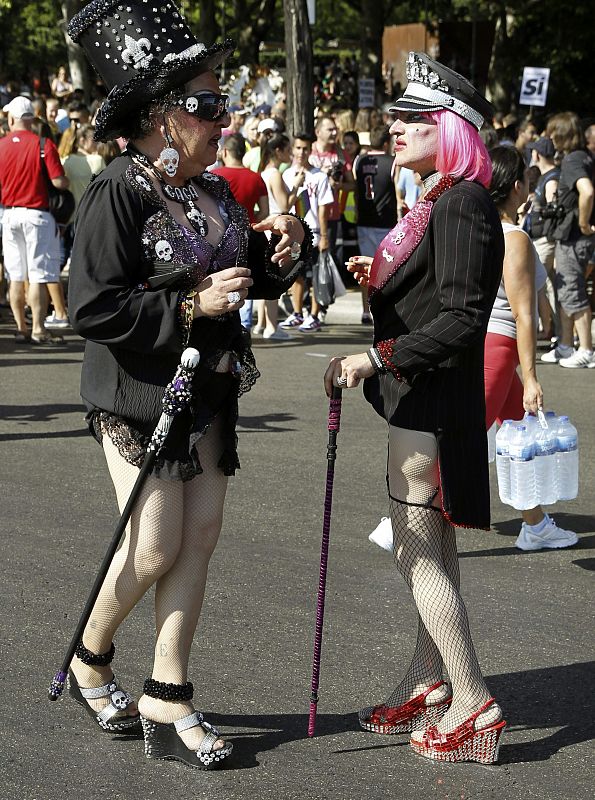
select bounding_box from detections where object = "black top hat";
[68,0,234,140]
[390,52,493,131]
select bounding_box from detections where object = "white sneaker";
[368,517,394,552]
[298,314,322,332]
[44,313,70,329]
[558,348,595,368]
[515,518,579,551]
[541,344,573,364]
[263,327,291,340]
[252,325,265,335]
[280,312,303,329]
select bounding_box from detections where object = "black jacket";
[364,181,504,528]
[68,154,298,477]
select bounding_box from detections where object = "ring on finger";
[336,376,348,386]
[227,290,241,305]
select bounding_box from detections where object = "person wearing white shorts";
[3,207,61,337]
[0,95,69,343]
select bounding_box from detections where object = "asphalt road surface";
[1,294,593,800]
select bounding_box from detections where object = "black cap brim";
[388,98,446,115]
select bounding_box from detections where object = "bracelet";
[75,640,115,666]
[143,678,194,701]
[368,347,385,373]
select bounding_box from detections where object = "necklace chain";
[128,145,209,237]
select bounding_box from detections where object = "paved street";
[1,293,593,800]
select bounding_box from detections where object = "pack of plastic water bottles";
[492,411,579,510]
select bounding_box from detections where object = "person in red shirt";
[0,96,69,343]
[213,133,269,223]
[212,133,269,330]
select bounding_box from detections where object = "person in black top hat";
[64,0,310,769]
[325,51,507,763]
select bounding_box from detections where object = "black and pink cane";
[308,385,343,737]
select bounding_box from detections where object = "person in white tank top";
[255,133,302,339]
[486,146,577,551]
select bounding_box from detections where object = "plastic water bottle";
[523,412,540,436]
[534,424,558,505]
[509,425,536,509]
[487,422,497,463]
[555,416,579,500]
[495,420,514,505]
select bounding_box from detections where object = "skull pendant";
[160,146,180,178]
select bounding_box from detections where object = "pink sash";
[368,174,457,297]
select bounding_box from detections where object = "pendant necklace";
[128,144,209,237]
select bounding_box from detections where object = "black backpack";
[528,168,563,240]
[40,137,76,225]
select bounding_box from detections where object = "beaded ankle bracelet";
[75,640,115,666]
[143,678,194,701]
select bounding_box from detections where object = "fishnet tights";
[385,426,493,732]
[71,418,228,744]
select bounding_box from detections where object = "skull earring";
[159,116,180,179]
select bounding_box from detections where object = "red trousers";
[484,332,524,429]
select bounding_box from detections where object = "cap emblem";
[122,34,154,69]
[406,52,449,93]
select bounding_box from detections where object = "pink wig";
[425,109,492,187]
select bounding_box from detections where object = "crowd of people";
[0,0,592,771]
[3,65,592,353]
[0,71,124,342]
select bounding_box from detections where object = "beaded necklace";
[128,144,209,237]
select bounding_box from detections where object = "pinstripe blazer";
[364,181,504,529]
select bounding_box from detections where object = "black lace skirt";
[87,349,260,481]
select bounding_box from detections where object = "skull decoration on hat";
[68,0,234,141]
[390,51,494,131]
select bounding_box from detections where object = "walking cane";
[48,347,201,701]
[308,385,343,737]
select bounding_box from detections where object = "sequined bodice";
[125,161,249,285]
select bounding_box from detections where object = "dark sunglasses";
[180,92,229,121]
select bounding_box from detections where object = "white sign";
[307,0,315,25]
[519,67,550,107]
[358,78,375,108]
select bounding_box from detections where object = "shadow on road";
[0,402,85,421]
[206,660,594,767]
[237,412,297,433]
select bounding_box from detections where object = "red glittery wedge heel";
[410,697,506,764]
[359,680,452,734]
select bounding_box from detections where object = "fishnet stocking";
[70,434,185,714]
[385,427,496,732]
[71,418,229,751]
[138,417,228,750]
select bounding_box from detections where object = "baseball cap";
[255,103,272,116]
[531,136,555,159]
[3,96,35,119]
[229,103,248,115]
[257,118,277,134]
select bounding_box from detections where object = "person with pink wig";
[324,53,506,764]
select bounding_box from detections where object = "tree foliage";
[0,0,592,114]
[0,0,67,83]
